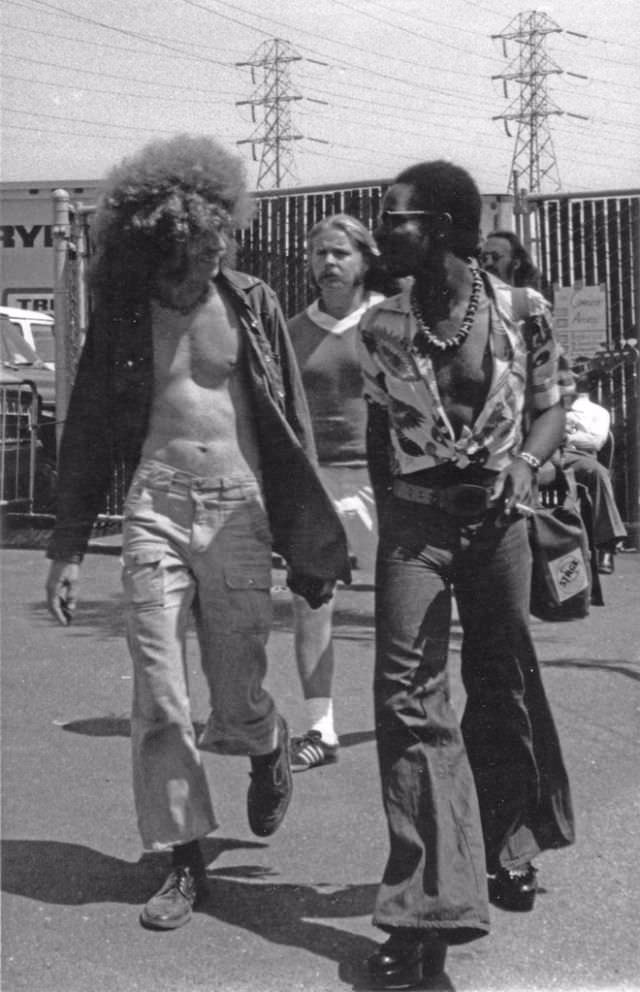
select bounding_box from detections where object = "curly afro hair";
[90,134,254,317]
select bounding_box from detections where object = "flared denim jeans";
[121,460,278,851]
[372,496,574,941]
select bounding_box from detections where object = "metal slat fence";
[235,180,389,317]
[532,192,639,345]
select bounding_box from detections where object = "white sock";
[305,697,338,746]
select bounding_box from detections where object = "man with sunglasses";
[357,161,575,987]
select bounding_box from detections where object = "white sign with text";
[553,283,608,362]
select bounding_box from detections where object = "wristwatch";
[517,451,541,471]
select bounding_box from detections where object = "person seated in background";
[481,229,541,290]
[286,214,388,771]
[562,374,627,573]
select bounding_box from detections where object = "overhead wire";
[3,0,638,191]
[1,51,239,98]
[2,105,199,134]
[299,84,503,129]
[3,122,171,142]
[0,71,239,107]
[193,0,502,90]
[326,0,503,63]
[3,16,248,62]
[4,0,235,67]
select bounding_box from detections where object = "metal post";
[74,202,89,344]
[628,200,640,547]
[52,189,71,448]
[521,192,533,259]
[513,171,523,241]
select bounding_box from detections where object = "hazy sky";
[2,0,639,195]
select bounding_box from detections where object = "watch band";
[517,451,541,471]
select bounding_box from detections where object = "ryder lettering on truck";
[1,225,54,248]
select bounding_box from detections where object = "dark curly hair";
[90,134,254,318]
[393,160,482,259]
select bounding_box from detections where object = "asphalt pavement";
[1,544,639,992]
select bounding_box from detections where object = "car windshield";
[1,319,42,367]
[31,325,56,364]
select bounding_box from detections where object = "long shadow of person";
[60,717,378,753]
[1,836,454,990]
[1,836,253,906]
[203,863,455,991]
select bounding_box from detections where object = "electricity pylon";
[236,38,326,189]
[492,10,587,193]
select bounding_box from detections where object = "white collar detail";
[306,293,385,335]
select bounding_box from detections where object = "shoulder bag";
[529,467,592,621]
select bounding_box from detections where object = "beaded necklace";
[411,263,482,355]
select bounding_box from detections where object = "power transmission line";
[236,37,327,189]
[492,10,588,193]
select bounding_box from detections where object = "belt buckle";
[445,484,489,519]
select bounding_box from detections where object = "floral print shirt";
[357,271,574,475]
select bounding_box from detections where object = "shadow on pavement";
[0,836,421,990]
[58,716,205,738]
[542,656,640,682]
[0,836,262,905]
[29,589,377,642]
[339,729,376,749]
[194,867,447,992]
[60,714,133,736]
[273,597,373,641]
[58,720,378,751]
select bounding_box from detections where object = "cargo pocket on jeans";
[122,547,165,610]
[223,559,273,633]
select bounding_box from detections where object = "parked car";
[0,305,55,369]
[1,314,55,415]
[0,365,40,510]
[1,314,57,512]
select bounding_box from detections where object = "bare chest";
[429,306,492,425]
[151,292,243,386]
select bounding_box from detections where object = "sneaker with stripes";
[290,730,339,771]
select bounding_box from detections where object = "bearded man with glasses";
[480,229,542,290]
[357,161,575,988]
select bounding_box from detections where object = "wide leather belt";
[392,478,494,519]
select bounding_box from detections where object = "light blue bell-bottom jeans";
[372,495,574,942]
[121,459,279,851]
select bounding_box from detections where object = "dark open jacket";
[47,268,351,585]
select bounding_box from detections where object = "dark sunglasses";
[378,210,452,230]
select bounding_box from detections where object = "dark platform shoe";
[488,863,538,912]
[367,930,447,989]
[597,549,614,574]
[247,715,293,837]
